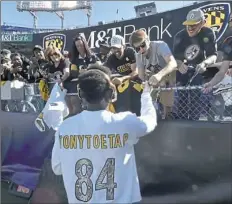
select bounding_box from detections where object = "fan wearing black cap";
[29,45,51,81]
[33,45,45,61]
[173,8,218,120]
[97,42,111,64]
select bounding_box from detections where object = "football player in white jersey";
[51,64,157,203]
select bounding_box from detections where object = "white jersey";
[35,83,69,132]
[51,92,157,204]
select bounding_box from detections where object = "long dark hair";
[71,34,92,63]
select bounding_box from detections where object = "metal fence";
[1,81,232,122]
[152,85,232,122]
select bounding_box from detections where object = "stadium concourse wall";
[32,1,232,54]
[1,111,232,201]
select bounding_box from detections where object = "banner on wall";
[32,1,232,52]
[42,33,66,52]
[200,2,231,41]
[1,33,33,42]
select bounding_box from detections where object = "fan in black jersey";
[105,35,141,116]
[203,36,232,93]
[105,35,138,85]
[68,34,101,115]
[173,8,218,120]
[174,9,217,74]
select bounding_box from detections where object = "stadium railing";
[1,80,232,122]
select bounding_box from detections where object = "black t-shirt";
[49,59,70,80]
[220,37,232,61]
[96,53,108,64]
[17,62,31,82]
[13,61,35,83]
[37,59,51,77]
[105,47,136,76]
[173,27,217,65]
[70,54,99,79]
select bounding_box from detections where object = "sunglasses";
[134,41,146,52]
[50,52,60,57]
[48,52,60,60]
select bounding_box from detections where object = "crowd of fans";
[1,8,232,121]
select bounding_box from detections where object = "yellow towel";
[39,79,50,101]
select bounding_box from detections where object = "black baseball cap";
[33,45,43,52]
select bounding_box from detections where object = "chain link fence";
[1,81,232,122]
[152,85,232,122]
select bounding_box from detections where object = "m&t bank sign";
[1,34,33,42]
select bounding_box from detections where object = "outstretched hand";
[202,82,213,94]
[142,81,152,94]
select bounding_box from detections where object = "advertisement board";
[32,1,232,52]
[1,33,33,42]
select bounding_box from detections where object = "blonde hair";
[129,29,148,46]
[44,46,64,61]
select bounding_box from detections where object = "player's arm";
[202,60,231,93]
[124,82,157,140]
[155,42,177,82]
[209,61,230,86]
[136,53,146,81]
[61,59,70,82]
[51,131,62,175]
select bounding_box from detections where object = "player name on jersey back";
[59,133,129,149]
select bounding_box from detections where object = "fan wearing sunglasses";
[130,29,177,119]
[44,46,70,84]
[51,65,157,204]
[44,46,72,113]
[130,29,177,86]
